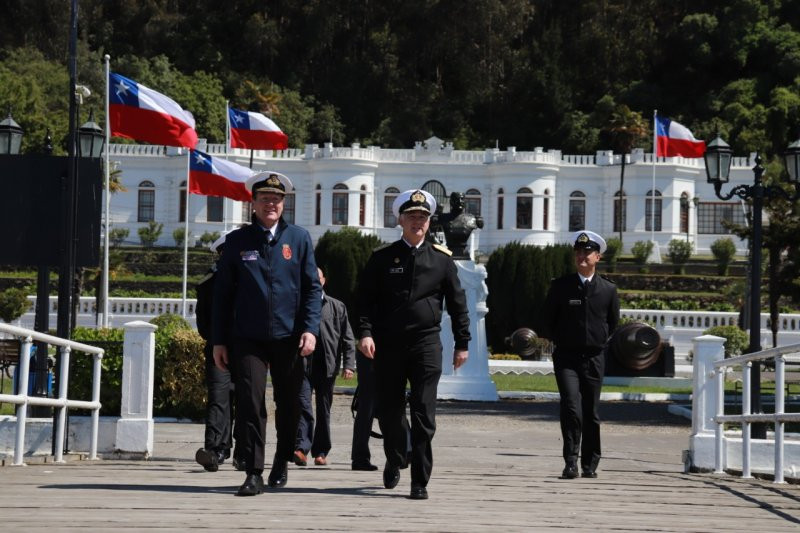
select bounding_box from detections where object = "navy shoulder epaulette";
[600,274,616,284]
[373,242,391,252]
[432,243,453,256]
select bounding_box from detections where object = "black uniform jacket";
[358,240,471,350]
[212,218,322,346]
[538,273,620,356]
[194,265,217,342]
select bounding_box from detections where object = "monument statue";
[432,192,484,259]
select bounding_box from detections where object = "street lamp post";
[703,135,800,440]
[0,110,24,154]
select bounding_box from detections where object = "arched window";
[332,183,348,225]
[283,192,295,224]
[359,185,367,226]
[645,189,662,232]
[178,180,186,223]
[613,190,627,233]
[543,188,550,230]
[421,180,447,212]
[138,180,155,222]
[679,192,689,234]
[465,188,481,216]
[516,187,533,229]
[568,191,586,232]
[497,188,504,230]
[207,196,223,222]
[384,187,399,228]
[315,184,321,225]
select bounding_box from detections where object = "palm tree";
[605,105,648,246]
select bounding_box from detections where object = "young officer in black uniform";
[212,171,322,496]
[195,232,242,472]
[357,189,470,500]
[538,230,619,480]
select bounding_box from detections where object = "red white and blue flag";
[189,149,253,201]
[228,107,288,150]
[109,72,198,148]
[655,117,705,158]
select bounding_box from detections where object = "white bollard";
[689,334,725,471]
[115,320,157,457]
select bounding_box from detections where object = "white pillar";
[115,320,157,457]
[689,334,725,470]
[438,260,498,401]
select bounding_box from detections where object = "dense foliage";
[2,1,800,158]
[485,242,574,351]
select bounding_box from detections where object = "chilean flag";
[189,149,253,202]
[109,72,198,148]
[229,107,289,150]
[656,117,706,158]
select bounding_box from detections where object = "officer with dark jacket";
[194,232,242,472]
[293,267,356,466]
[212,171,322,497]
[538,230,619,480]
[358,189,470,500]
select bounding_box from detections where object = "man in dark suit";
[538,230,620,480]
[213,171,322,496]
[294,267,355,467]
[357,189,470,500]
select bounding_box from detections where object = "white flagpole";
[100,54,111,328]
[651,109,657,244]
[182,150,190,318]
[223,101,230,231]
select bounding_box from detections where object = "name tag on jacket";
[240,250,259,261]
[389,267,404,274]
[569,299,582,306]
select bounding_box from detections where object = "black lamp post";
[704,135,800,439]
[77,110,104,158]
[0,110,24,155]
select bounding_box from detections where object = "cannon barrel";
[609,322,662,371]
[505,328,538,358]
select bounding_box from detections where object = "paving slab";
[1,398,798,532]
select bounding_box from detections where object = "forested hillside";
[1,0,799,159]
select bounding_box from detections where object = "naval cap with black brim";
[245,171,293,196]
[571,230,607,254]
[392,189,437,218]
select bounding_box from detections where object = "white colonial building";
[105,136,756,255]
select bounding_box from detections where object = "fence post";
[115,320,157,457]
[689,334,725,470]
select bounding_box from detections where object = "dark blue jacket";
[212,219,322,345]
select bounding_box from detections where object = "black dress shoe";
[267,460,288,488]
[560,462,578,479]
[581,470,598,478]
[236,474,264,496]
[409,484,428,500]
[232,456,246,471]
[383,464,400,489]
[352,461,378,471]
[195,448,219,472]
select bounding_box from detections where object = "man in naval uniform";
[357,189,470,500]
[538,230,619,480]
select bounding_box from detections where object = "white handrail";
[711,342,800,483]
[0,323,103,465]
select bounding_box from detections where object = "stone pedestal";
[438,260,498,401]
[115,320,157,457]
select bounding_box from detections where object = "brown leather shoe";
[293,450,307,467]
[314,455,327,466]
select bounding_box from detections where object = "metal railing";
[0,323,103,466]
[712,343,800,483]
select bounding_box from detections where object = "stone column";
[115,320,157,457]
[438,260,498,401]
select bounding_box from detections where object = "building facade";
[106,136,756,256]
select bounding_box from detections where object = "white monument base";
[438,259,498,401]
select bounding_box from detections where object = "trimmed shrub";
[138,221,163,247]
[160,328,206,419]
[109,227,129,247]
[70,327,125,416]
[173,227,186,247]
[0,287,31,323]
[604,237,622,273]
[631,240,654,273]
[704,325,749,358]
[711,238,737,275]
[198,231,220,248]
[667,239,692,274]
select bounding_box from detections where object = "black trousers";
[203,342,237,456]
[351,352,376,465]
[553,351,605,471]
[295,360,336,457]
[234,337,304,476]
[374,334,441,488]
